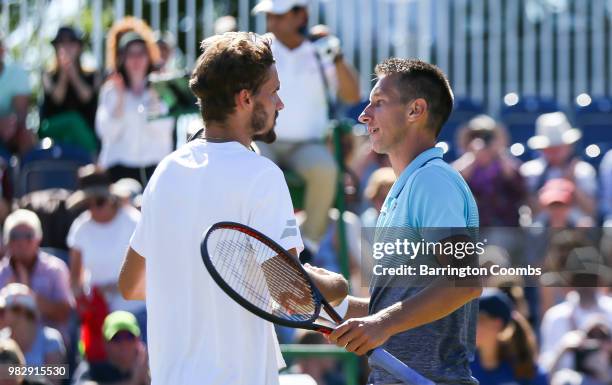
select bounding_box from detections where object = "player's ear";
[406,98,427,122]
[235,89,254,110]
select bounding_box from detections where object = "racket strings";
[209,228,317,322]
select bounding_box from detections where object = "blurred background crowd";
[0,0,611,384]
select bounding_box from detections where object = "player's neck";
[388,136,435,176]
[204,122,251,148]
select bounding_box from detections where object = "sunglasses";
[110,330,137,343]
[9,230,35,242]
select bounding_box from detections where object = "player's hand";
[303,263,348,306]
[328,313,392,355]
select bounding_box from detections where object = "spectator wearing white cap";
[520,112,597,220]
[0,210,74,344]
[0,283,65,379]
[252,0,360,244]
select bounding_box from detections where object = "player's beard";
[251,101,278,144]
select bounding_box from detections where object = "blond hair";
[105,16,160,71]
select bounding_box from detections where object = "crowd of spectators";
[0,5,610,385]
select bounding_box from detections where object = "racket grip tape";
[369,348,435,385]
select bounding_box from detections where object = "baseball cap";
[478,289,513,327]
[3,209,43,245]
[252,0,308,15]
[538,178,575,207]
[0,283,38,317]
[103,311,141,341]
[119,31,145,51]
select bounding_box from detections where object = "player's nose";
[359,104,373,124]
[276,96,284,111]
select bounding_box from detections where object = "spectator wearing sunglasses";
[72,311,150,385]
[66,165,143,315]
[0,210,74,344]
[0,283,65,380]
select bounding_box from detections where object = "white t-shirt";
[539,291,612,372]
[96,83,175,169]
[271,38,338,142]
[129,140,303,385]
[67,205,144,313]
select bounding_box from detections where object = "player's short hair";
[189,32,275,125]
[375,58,454,138]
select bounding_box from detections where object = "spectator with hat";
[538,235,612,375]
[0,209,74,343]
[67,165,143,316]
[66,165,143,362]
[0,283,65,371]
[520,112,597,219]
[252,0,360,244]
[532,178,594,228]
[39,26,100,154]
[96,17,174,186]
[471,289,549,385]
[72,311,150,385]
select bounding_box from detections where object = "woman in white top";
[96,17,174,186]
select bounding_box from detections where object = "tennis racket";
[200,221,434,385]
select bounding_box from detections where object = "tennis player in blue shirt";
[329,58,483,385]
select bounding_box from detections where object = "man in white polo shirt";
[253,0,360,244]
[117,32,348,385]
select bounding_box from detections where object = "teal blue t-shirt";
[369,147,480,385]
[0,62,31,116]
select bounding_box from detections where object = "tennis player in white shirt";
[118,32,348,385]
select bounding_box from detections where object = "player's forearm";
[301,262,349,305]
[309,269,348,306]
[345,296,370,319]
[378,284,481,336]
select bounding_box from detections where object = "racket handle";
[369,348,435,385]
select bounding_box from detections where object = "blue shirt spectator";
[472,290,549,385]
